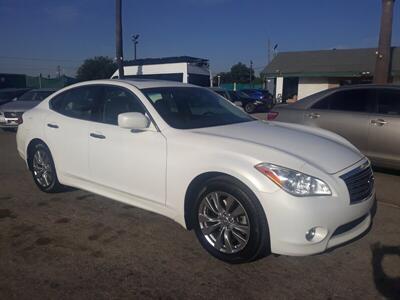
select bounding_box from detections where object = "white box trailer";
[111,56,211,87]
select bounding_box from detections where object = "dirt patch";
[0,209,16,219]
[35,237,52,246]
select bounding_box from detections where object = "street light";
[131,34,140,60]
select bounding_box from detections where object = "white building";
[111,56,211,87]
[264,48,400,101]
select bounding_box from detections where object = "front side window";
[377,89,400,115]
[142,87,254,129]
[100,86,146,125]
[312,89,376,113]
[50,86,102,121]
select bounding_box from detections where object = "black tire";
[29,143,63,193]
[244,102,256,114]
[192,176,270,263]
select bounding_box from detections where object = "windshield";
[142,87,254,129]
[18,90,54,101]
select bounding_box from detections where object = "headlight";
[255,163,332,196]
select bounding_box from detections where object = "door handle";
[370,119,387,126]
[90,133,106,139]
[307,112,320,119]
[47,123,59,129]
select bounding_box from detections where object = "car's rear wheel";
[244,103,256,113]
[193,176,269,263]
[29,143,63,193]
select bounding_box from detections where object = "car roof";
[29,88,57,92]
[209,87,228,91]
[112,78,198,89]
[290,84,400,109]
[0,88,31,92]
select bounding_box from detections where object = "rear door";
[45,85,102,180]
[368,88,400,168]
[303,88,376,154]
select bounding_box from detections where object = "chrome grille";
[4,111,23,118]
[340,163,374,204]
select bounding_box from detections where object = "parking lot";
[0,129,399,299]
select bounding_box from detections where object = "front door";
[88,85,167,205]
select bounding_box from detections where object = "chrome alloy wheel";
[198,191,250,254]
[32,149,54,188]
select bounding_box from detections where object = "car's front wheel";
[244,102,256,113]
[29,143,63,193]
[193,176,270,263]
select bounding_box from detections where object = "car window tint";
[214,90,228,99]
[51,86,102,121]
[143,87,253,129]
[228,91,238,101]
[312,89,375,112]
[101,86,145,125]
[377,89,400,115]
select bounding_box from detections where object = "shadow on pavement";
[371,242,400,299]
[373,166,400,177]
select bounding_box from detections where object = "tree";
[214,62,256,85]
[230,62,254,83]
[76,56,117,81]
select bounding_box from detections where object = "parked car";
[269,85,400,170]
[0,88,31,105]
[241,88,274,102]
[210,87,270,113]
[17,79,374,263]
[0,88,56,129]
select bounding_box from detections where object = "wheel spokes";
[198,191,250,254]
[32,150,53,188]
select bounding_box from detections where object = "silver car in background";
[0,88,56,129]
[269,85,400,170]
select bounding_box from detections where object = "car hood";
[192,120,363,174]
[0,101,39,112]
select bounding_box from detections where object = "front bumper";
[0,117,20,128]
[257,161,375,256]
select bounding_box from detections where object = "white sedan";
[16,79,375,263]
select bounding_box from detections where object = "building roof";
[124,56,209,66]
[264,47,400,78]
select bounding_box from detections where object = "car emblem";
[10,112,17,117]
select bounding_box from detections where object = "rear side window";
[377,89,400,115]
[100,86,145,125]
[50,86,102,121]
[312,89,376,113]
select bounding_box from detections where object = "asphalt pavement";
[0,129,399,300]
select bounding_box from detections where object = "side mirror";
[118,112,150,130]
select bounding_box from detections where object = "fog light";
[305,227,328,243]
[305,228,316,241]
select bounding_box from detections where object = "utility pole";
[267,39,271,65]
[374,0,395,84]
[116,0,124,78]
[249,60,253,86]
[131,34,140,60]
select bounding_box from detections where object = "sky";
[0,0,399,77]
